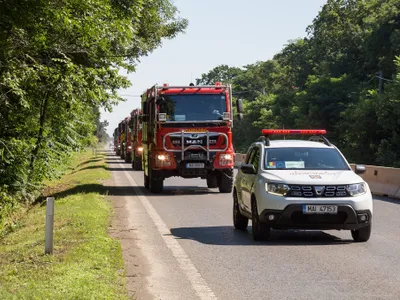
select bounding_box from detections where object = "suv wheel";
[351,224,371,242]
[233,190,248,231]
[251,198,270,241]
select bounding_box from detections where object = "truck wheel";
[149,166,163,193]
[144,173,149,189]
[251,197,270,241]
[351,224,371,242]
[149,173,163,193]
[125,153,131,163]
[218,169,233,193]
[133,155,142,171]
[207,173,218,188]
[233,190,248,231]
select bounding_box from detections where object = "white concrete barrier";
[234,153,400,199]
[350,164,400,199]
[234,153,246,168]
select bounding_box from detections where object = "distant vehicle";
[118,118,128,160]
[141,83,244,193]
[114,127,120,156]
[233,129,373,242]
[128,108,143,170]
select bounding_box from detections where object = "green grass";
[0,150,127,299]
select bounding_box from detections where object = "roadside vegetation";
[0,0,187,232]
[0,150,128,299]
[197,0,400,167]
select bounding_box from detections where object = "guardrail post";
[45,197,55,255]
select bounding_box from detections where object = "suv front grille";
[288,185,350,197]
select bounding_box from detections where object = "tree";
[0,0,188,224]
[196,65,242,85]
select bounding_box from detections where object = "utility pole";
[378,70,383,94]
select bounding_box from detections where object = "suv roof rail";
[309,135,332,146]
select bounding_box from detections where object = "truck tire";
[218,169,233,193]
[125,153,131,163]
[149,169,163,193]
[233,190,248,231]
[144,173,149,189]
[351,224,371,242]
[207,173,218,188]
[132,154,142,171]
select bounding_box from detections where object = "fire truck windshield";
[158,94,227,121]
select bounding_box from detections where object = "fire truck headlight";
[128,146,132,150]
[155,153,171,167]
[138,147,143,152]
[221,154,233,160]
[219,153,233,166]
[157,154,167,161]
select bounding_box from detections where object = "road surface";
[106,153,400,300]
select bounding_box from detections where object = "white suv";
[233,130,373,242]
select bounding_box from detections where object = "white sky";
[102,0,328,136]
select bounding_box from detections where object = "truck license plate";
[303,205,338,214]
[186,163,204,168]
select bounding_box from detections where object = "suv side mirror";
[240,163,256,174]
[355,164,366,174]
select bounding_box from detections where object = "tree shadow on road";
[169,226,353,246]
[37,184,145,204]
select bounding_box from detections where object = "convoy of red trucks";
[113,82,243,193]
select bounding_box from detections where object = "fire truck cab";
[129,108,143,170]
[118,118,128,160]
[124,116,132,163]
[141,83,243,193]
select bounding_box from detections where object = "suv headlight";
[347,183,366,196]
[265,182,290,196]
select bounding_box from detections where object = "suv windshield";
[159,94,227,121]
[264,147,350,170]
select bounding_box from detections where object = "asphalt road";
[106,153,400,300]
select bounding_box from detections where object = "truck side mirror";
[236,99,244,113]
[236,99,244,121]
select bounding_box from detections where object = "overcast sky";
[102,0,328,137]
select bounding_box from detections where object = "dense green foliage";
[0,0,187,225]
[197,0,400,166]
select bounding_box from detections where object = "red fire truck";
[113,127,119,155]
[141,83,243,193]
[118,118,127,160]
[124,116,132,163]
[129,108,143,170]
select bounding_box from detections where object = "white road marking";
[120,164,217,300]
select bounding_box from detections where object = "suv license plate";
[186,163,205,168]
[303,205,338,214]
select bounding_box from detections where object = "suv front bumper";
[260,204,372,230]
